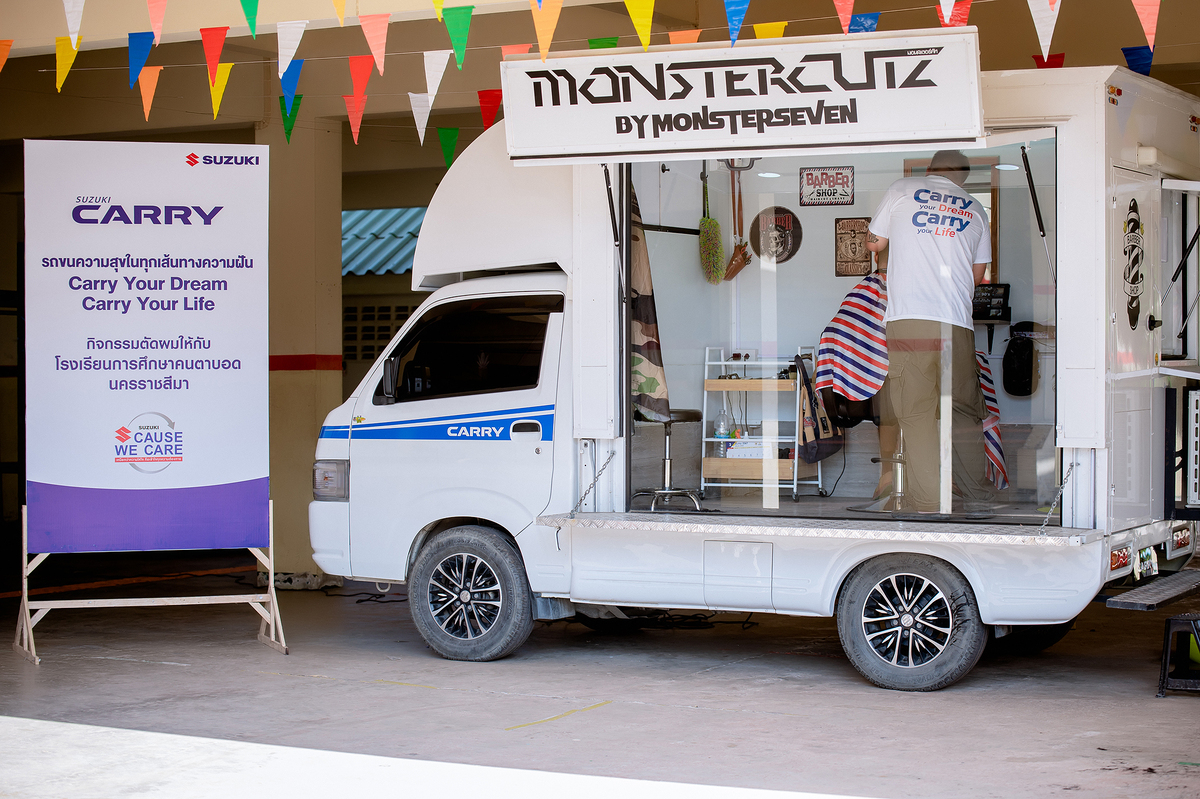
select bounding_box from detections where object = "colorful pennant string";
[55,36,79,92]
[276,20,307,79]
[200,27,228,86]
[1026,0,1062,60]
[625,0,655,51]
[63,0,86,49]
[724,0,750,46]
[279,94,302,142]
[438,127,460,168]
[128,31,154,88]
[1131,0,1160,50]
[344,94,367,143]
[938,0,973,27]
[331,0,346,26]
[1122,45,1153,76]
[359,14,390,75]
[147,0,168,45]
[478,89,503,129]
[209,62,233,118]
[138,64,162,120]
[753,22,787,39]
[848,13,878,33]
[0,40,12,74]
[239,0,258,37]
[500,43,533,57]
[281,59,303,115]
[410,92,433,144]
[443,6,474,69]
[348,54,374,97]
[668,30,701,44]
[424,50,452,101]
[833,0,854,34]
[433,0,445,21]
[1033,53,1065,68]
[529,0,563,62]
[589,37,619,49]
[938,0,956,27]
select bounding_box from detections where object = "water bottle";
[714,409,733,457]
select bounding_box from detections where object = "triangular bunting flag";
[624,0,655,51]
[589,37,619,49]
[348,54,374,97]
[240,0,258,38]
[128,31,154,89]
[433,0,445,21]
[63,0,85,49]
[424,50,452,100]
[409,92,432,145]
[938,0,956,26]
[753,22,787,39]
[1132,1,1160,50]
[478,89,503,129]
[0,40,12,75]
[359,14,390,75]
[501,43,532,57]
[344,94,368,144]
[277,20,307,79]
[724,0,750,46]
[529,0,562,62]
[938,0,972,26]
[279,94,302,143]
[1122,45,1153,76]
[443,6,474,69]
[1033,53,1065,68]
[332,0,346,26]
[1025,0,1062,60]
[138,65,162,120]
[200,27,228,86]
[833,0,854,34]
[848,13,878,33]
[438,127,460,168]
[668,30,701,44]
[209,62,233,118]
[55,36,78,92]
[147,0,167,45]
[281,59,303,115]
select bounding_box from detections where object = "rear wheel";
[409,525,534,661]
[836,554,987,691]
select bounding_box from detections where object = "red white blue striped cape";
[814,273,1008,490]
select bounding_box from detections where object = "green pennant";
[442,6,473,69]
[240,0,259,37]
[588,37,619,49]
[437,127,460,168]
[279,94,302,143]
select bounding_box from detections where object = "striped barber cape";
[814,273,1008,491]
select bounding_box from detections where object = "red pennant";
[1033,53,1065,69]
[200,27,229,86]
[938,0,972,27]
[478,89,503,129]
[348,54,373,97]
[344,94,368,143]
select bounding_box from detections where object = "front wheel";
[836,554,987,691]
[408,525,535,661]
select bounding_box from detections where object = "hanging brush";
[699,162,724,284]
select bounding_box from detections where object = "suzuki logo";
[185,152,199,166]
[115,426,132,443]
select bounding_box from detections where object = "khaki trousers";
[884,319,993,512]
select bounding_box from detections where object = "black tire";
[836,554,988,691]
[987,620,1074,656]
[408,525,534,661]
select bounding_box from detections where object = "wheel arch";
[825,543,989,618]
[405,517,519,580]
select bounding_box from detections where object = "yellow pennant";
[433,0,444,21]
[209,62,234,119]
[55,36,79,92]
[753,22,787,39]
[529,0,563,62]
[624,0,655,51]
[331,0,346,26]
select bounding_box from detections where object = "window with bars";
[342,303,411,361]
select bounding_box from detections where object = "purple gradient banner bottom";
[27,478,270,553]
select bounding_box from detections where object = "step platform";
[1106,569,1200,611]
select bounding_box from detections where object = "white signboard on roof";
[500,28,983,164]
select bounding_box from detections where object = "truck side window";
[373,294,564,404]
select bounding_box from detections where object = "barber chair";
[632,409,703,511]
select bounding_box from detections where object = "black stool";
[633,409,702,511]
[1157,613,1200,697]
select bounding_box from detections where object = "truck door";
[348,293,564,580]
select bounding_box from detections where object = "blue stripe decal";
[319,406,556,442]
[320,426,350,439]
[351,404,555,429]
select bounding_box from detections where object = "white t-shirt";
[868,175,991,330]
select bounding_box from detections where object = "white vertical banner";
[23,140,270,553]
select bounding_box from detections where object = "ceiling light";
[757,171,781,178]
[996,164,1020,171]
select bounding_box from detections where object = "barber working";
[865,150,994,518]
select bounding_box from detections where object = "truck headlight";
[313,460,349,501]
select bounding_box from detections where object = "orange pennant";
[833,0,854,34]
[500,43,532,58]
[1132,0,1160,50]
[668,30,701,44]
[529,0,563,62]
[344,94,368,144]
[358,13,390,75]
[138,65,163,121]
[0,40,12,74]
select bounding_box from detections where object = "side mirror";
[381,357,398,405]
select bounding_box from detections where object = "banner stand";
[13,501,288,665]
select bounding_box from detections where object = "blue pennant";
[724,0,749,46]
[128,31,155,89]
[848,13,880,34]
[281,58,304,115]
[1121,46,1153,77]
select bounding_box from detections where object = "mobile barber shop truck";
[311,27,1199,691]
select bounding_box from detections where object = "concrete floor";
[2,559,1200,799]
